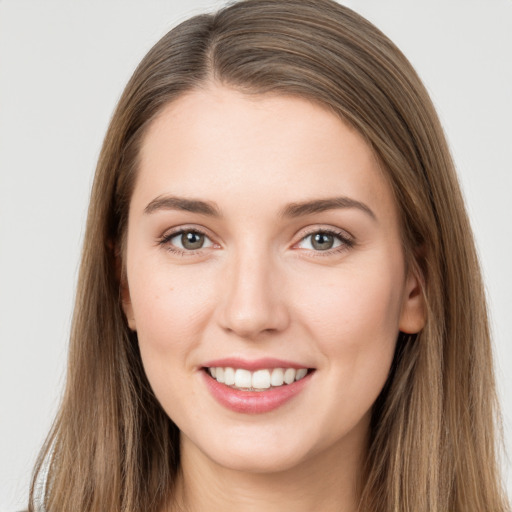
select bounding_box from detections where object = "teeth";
[270,368,284,386]
[215,367,224,383]
[295,368,307,380]
[224,367,235,386]
[284,368,296,384]
[252,369,271,389]
[207,366,309,390]
[235,369,252,388]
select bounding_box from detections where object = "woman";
[28,0,510,511]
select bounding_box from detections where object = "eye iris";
[181,231,204,250]
[311,232,334,250]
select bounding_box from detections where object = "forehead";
[133,85,396,222]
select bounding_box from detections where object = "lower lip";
[202,370,313,414]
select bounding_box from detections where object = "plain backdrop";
[0,0,511,510]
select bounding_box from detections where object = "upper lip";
[202,357,312,371]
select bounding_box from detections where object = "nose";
[217,247,290,340]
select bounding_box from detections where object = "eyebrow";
[144,195,222,217]
[144,195,376,221]
[280,197,376,220]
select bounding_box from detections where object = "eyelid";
[292,226,355,256]
[158,225,218,255]
[158,224,355,257]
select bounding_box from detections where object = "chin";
[209,444,309,474]
[183,426,314,475]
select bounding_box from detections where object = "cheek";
[291,263,403,436]
[127,263,219,410]
[294,259,404,407]
[130,264,214,350]
[128,265,218,423]
[297,265,404,349]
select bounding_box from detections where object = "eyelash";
[158,227,355,258]
[296,227,355,257]
[158,227,216,257]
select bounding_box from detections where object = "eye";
[160,228,215,253]
[296,229,354,253]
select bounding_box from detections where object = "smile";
[201,361,315,414]
[206,367,309,391]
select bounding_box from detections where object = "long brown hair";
[29,1,509,510]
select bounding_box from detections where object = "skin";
[122,85,425,512]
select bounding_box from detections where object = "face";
[122,85,425,474]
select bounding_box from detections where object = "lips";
[201,358,315,414]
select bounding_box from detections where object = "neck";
[169,428,367,512]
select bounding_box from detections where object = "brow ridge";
[144,195,222,217]
[144,194,375,220]
[280,197,376,220]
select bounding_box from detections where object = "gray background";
[0,0,511,509]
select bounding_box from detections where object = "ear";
[121,278,137,331]
[114,245,137,332]
[398,263,426,334]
